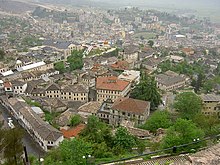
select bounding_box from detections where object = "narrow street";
[0,104,45,157]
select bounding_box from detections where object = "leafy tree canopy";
[130,75,162,110]
[148,40,154,47]
[174,92,202,120]
[140,110,172,133]
[67,50,84,71]
[44,138,93,165]
[161,118,205,152]
[54,61,65,73]
[0,49,5,60]
[70,114,82,127]
[193,114,220,136]
[113,127,136,152]
[80,115,113,145]
[2,128,24,165]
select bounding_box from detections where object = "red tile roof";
[111,60,129,70]
[112,97,150,115]
[96,76,130,91]
[61,124,85,139]
[91,63,101,72]
[3,81,12,88]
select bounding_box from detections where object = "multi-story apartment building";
[96,76,131,102]
[61,84,89,102]
[11,80,27,95]
[155,71,187,91]
[201,94,220,117]
[44,83,89,102]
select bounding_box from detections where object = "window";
[122,112,125,115]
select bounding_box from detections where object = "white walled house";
[12,80,27,95]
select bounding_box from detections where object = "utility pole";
[23,146,30,165]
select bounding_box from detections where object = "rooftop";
[201,94,220,102]
[17,61,46,72]
[61,124,85,139]
[156,71,186,87]
[77,101,102,114]
[1,70,14,77]
[96,76,130,91]
[8,98,63,142]
[112,97,150,115]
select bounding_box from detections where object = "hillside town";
[1,0,220,165]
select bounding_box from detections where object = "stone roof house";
[155,71,187,91]
[109,97,150,126]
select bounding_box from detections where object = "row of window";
[204,101,219,103]
[14,86,23,89]
[99,113,109,118]
[61,97,86,101]
[98,90,120,94]
[98,94,118,99]
[46,90,86,96]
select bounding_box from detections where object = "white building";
[11,80,28,95]
[118,70,140,86]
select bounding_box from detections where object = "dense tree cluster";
[70,115,82,127]
[140,110,172,133]
[130,74,162,110]
[44,116,143,164]
[54,50,84,73]
[174,92,202,120]
[161,118,205,152]
[67,50,84,71]
[158,60,207,77]
[0,124,24,165]
[0,49,5,60]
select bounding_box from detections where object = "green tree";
[70,114,81,127]
[67,50,84,71]
[148,40,154,47]
[3,128,24,165]
[215,62,220,76]
[130,75,162,110]
[193,114,220,136]
[0,49,5,60]
[161,118,205,152]
[54,61,65,73]
[191,73,205,93]
[140,110,172,133]
[113,127,136,152]
[174,92,202,120]
[80,115,113,145]
[44,138,93,165]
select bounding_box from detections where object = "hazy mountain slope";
[0,0,37,14]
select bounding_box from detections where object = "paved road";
[0,104,45,157]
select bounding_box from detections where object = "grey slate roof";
[8,98,62,142]
[43,40,72,50]
[46,83,60,91]
[61,84,88,93]
[156,71,186,86]
[201,94,220,102]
